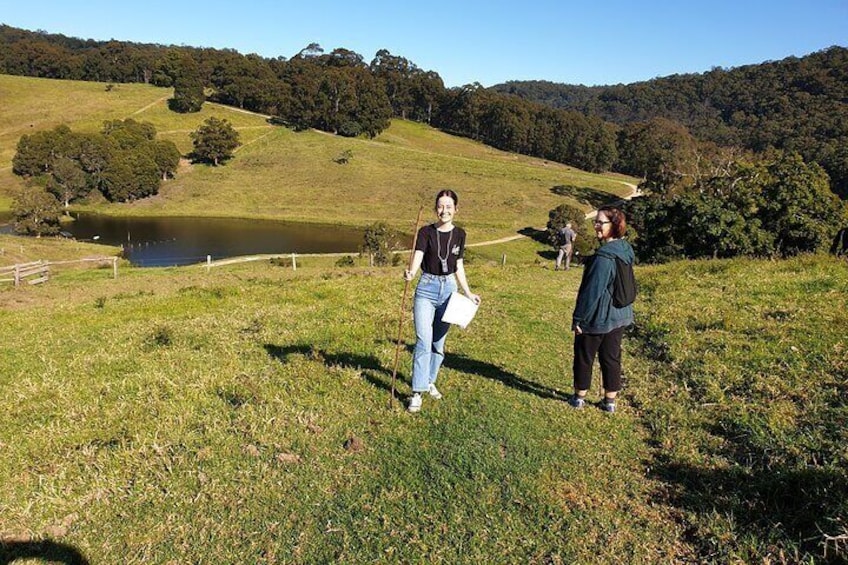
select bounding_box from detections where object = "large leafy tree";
[12,124,77,177]
[169,54,205,113]
[100,150,160,202]
[348,67,392,137]
[626,152,846,262]
[75,132,113,189]
[101,118,156,149]
[190,117,240,166]
[749,153,845,255]
[47,156,88,209]
[152,140,181,180]
[12,187,62,237]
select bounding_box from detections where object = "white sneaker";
[428,384,443,400]
[408,393,422,412]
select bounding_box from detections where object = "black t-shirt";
[416,224,466,275]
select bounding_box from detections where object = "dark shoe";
[599,399,616,413]
[567,394,586,409]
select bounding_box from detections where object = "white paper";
[441,292,479,329]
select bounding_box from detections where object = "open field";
[1,241,846,563]
[3,72,844,564]
[0,74,635,241]
[0,234,121,266]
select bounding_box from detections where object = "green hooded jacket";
[572,239,635,334]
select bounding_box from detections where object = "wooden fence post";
[14,264,20,287]
[112,257,118,279]
[501,253,506,266]
[291,253,297,271]
[207,255,211,273]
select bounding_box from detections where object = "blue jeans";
[412,273,457,392]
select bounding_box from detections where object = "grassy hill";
[1,245,846,563]
[0,74,635,239]
[3,73,845,564]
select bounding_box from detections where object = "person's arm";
[454,259,481,304]
[403,250,425,281]
[572,255,613,332]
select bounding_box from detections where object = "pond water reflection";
[0,213,367,267]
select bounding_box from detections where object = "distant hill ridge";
[492,46,848,196]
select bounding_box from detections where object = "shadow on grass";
[443,352,566,402]
[264,343,405,399]
[551,184,615,209]
[631,315,848,561]
[653,456,848,562]
[0,540,90,565]
[270,341,569,404]
[518,226,550,245]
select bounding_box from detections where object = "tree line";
[0,25,617,172]
[492,46,848,200]
[3,25,846,260]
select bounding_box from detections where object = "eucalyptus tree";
[169,54,205,113]
[47,156,88,209]
[191,117,240,166]
[12,187,62,237]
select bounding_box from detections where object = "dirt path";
[132,96,169,116]
[207,180,643,267]
[467,179,642,248]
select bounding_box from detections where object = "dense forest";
[2,25,847,261]
[492,47,848,199]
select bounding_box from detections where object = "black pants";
[573,326,624,393]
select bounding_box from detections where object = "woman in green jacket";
[569,205,635,413]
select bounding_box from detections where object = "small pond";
[0,212,367,267]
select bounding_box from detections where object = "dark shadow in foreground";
[653,456,848,563]
[443,352,566,402]
[264,343,406,400]
[0,540,90,565]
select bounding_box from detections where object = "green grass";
[0,74,635,238]
[1,243,846,563]
[0,233,121,266]
[625,256,848,562]
[3,73,844,563]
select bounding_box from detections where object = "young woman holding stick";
[403,189,481,413]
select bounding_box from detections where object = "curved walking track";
[151,102,643,267]
[207,182,642,268]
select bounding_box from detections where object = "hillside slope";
[0,74,635,238]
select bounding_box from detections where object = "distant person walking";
[569,206,635,413]
[831,226,848,257]
[403,189,481,413]
[555,222,577,271]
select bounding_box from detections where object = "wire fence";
[0,256,118,287]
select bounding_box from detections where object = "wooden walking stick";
[389,206,425,409]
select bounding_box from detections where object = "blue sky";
[1,0,845,87]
